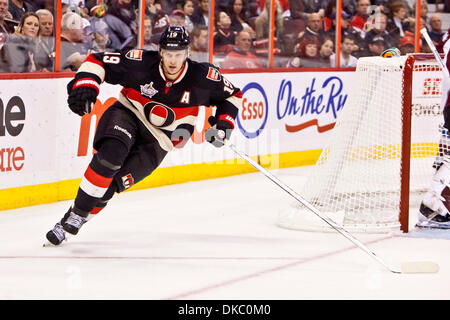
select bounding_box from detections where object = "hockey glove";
[205,115,234,148]
[67,78,99,116]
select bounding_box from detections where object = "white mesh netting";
[277,55,444,233]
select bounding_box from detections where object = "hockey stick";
[420,28,450,78]
[227,142,439,274]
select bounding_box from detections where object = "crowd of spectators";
[0,0,448,72]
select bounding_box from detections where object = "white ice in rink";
[0,166,449,300]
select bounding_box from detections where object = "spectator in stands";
[429,14,445,46]
[324,8,363,53]
[61,2,68,16]
[324,10,352,40]
[322,1,336,32]
[8,0,34,22]
[290,0,326,21]
[160,0,177,13]
[0,0,15,34]
[365,13,396,52]
[152,7,170,34]
[360,34,387,57]
[321,0,360,31]
[88,18,114,53]
[180,0,195,33]
[274,32,297,67]
[247,0,259,18]
[330,35,358,68]
[107,0,137,34]
[189,24,208,62]
[298,12,324,43]
[254,0,284,38]
[169,9,186,28]
[78,3,90,19]
[398,30,415,55]
[34,9,54,71]
[221,30,262,69]
[413,1,429,26]
[143,15,158,51]
[383,0,413,17]
[229,0,253,34]
[213,10,235,54]
[341,0,358,17]
[288,35,323,68]
[145,0,162,21]
[317,37,333,67]
[192,0,209,27]
[0,12,39,72]
[60,11,86,71]
[386,1,414,42]
[288,0,303,20]
[350,0,371,37]
[36,8,52,38]
[103,9,137,50]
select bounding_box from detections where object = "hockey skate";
[45,222,66,245]
[416,161,450,229]
[62,208,88,235]
[45,207,88,246]
[417,192,450,229]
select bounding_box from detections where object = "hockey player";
[417,28,450,229]
[46,25,242,245]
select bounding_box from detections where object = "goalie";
[417,29,450,229]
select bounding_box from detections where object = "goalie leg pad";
[419,160,450,228]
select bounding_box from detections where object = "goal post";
[277,54,444,234]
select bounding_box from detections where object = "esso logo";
[237,82,268,139]
[143,101,175,128]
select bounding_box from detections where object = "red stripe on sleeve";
[84,53,104,67]
[232,90,243,98]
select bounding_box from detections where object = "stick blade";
[400,261,439,274]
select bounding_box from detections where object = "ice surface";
[0,166,448,300]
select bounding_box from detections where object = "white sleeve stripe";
[226,95,242,109]
[77,61,106,82]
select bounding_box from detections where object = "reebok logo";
[114,125,132,139]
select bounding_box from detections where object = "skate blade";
[43,240,58,247]
[43,234,72,247]
[415,221,450,229]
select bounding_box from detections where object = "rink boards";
[0,69,439,210]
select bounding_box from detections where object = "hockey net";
[277,54,444,233]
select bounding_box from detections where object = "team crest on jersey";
[143,101,175,128]
[206,67,221,81]
[140,82,158,98]
[125,49,143,61]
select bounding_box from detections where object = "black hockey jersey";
[74,49,242,151]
